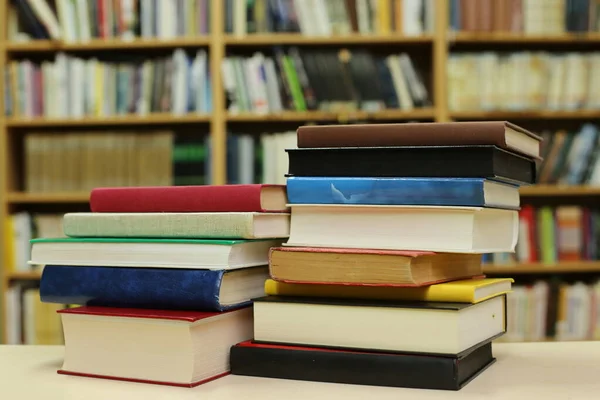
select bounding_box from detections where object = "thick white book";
[286,205,518,253]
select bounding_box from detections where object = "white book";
[75,0,91,41]
[399,53,427,105]
[140,0,154,38]
[29,0,62,39]
[286,205,518,253]
[5,287,22,345]
[171,50,188,114]
[275,132,296,185]
[193,50,207,112]
[293,0,312,35]
[312,0,333,36]
[56,0,75,41]
[264,57,283,112]
[221,58,239,112]
[30,238,283,270]
[402,0,423,36]
[237,135,256,184]
[356,0,371,34]
[69,58,84,118]
[22,61,34,117]
[85,58,98,115]
[546,55,565,110]
[250,53,269,114]
[261,134,276,183]
[233,0,247,35]
[479,53,498,110]
[386,55,413,110]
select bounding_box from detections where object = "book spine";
[40,265,232,311]
[286,177,489,206]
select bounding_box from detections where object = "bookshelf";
[2,0,600,343]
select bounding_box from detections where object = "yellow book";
[265,278,514,304]
[377,0,392,34]
[3,216,16,273]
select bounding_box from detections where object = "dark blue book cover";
[286,177,519,208]
[40,265,261,311]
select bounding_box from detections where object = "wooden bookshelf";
[2,0,600,343]
[6,272,43,281]
[484,262,600,275]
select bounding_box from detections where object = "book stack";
[230,121,542,390]
[30,184,290,387]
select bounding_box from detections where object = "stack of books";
[31,184,290,387]
[230,121,542,390]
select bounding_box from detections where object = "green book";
[282,55,307,111]
[538,207,557,264]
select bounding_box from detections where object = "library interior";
[2,0,600,398]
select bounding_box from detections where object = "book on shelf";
[449,0,600,34]
[484,205,600,264]
[448,52,600,112]
[8,0,210,41]
[498,280,600,342]
[4,50,212,118]
[5,284,66,345]
[23,131,174,192]
[222,48,430,114]
[225,0,433,36]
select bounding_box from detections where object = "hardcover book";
[286,177,520,208]
[269,247,483,286]
[30,238,281,269]
[286,145,536,185]
[296,121,542,158]
[230,341,495,391]
[58,306,253,387]
[90,184,288,213]
[253,295,507,355]
[63,212,290,239]
[41,265,268,311]
[264,278,513,304]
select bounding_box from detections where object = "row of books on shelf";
[4,49,212,118]
[223,49,430,114]
[500,280,600,342]
[538,124,600,185]
[8,0,210,41]
[4,285,65,345]
[450,0,600,34]
[448,52,600,112]
[20,130,293,194]
[485,206,600,265]
[8,0,432,41]
[225,0,432,36]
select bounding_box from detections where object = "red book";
[90,184,288,213]
[57,306,253,387]
[519,205,538,262]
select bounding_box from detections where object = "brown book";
[462,0,478,31]
[344,0,359,32]
[510,0,524,32]
[269,247,483,286]
[492,0,508,31]
[479,0,493,31]
[296,121,542,158]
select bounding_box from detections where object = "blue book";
[286,177,519,209]
[40,265,268,311]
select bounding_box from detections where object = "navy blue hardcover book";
[40,265,268,311]
[286,177,520,209]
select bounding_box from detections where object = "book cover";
[90,184,287,213]
[57,305,243,321]
[286,146,536,185]
[230,341,495,391]
[286,176,518,208]
[42,266,264,311]
[264,278,513,304]
[63,212,290,239]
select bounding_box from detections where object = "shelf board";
[450,110,600,120]
[226,108,435,122]
[5,38,211,53]
[483,262,600,274]
[6,271,42,281]
[224,34,434,45]
[7,192,90,204]
[5,113,211,128]
[519,185,600,196]
[451,32,600,43]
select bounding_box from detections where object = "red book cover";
[97,0,106,38]
[57,370,228,388]
[520,205,538,262]
[89,184,288,213]
[57,306,243,322]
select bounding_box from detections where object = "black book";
[231,341,495,391]
[286,145,536,185]
[12,0,50,39]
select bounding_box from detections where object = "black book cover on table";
[286,145,536,185]
[230,340,495,391]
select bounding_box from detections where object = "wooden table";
[1,342,598,399]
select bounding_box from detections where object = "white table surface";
[1,342,599,399]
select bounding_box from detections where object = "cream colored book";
[64,212,290,239]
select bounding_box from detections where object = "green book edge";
[30,238,274,245]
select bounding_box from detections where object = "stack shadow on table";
[30,184,290,387]
[230,121,542,391]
